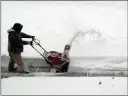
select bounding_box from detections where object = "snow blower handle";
[30,38,47,58]
[31,38,40,45]
[31,38,47,52]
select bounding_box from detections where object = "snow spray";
[65,29,105,51]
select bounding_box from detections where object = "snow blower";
[31,38,71,73]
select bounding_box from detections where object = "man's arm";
[21,32,34,38]
[22,40,31,45]
[12,33,31,45]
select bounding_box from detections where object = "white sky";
[1,1,127,57]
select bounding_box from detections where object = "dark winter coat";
[8,28,33,54]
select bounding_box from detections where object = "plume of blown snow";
[67,29,127,57]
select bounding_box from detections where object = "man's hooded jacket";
[8,23,33,54]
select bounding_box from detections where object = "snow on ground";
[1,77,127,95]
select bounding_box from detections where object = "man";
[7,23,35,73]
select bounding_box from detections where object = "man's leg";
[11,53,28,73]
[8,53,16,72]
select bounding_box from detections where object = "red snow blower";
[31,38,70,73]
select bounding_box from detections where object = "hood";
[7,28,15,33]
[12,23,23,33]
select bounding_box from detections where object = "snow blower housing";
[31,39,71,73]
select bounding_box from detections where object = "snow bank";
[1,77,127,95]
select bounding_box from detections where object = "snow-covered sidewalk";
[1,77,127,95]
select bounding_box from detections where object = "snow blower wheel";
[50,68,59,73]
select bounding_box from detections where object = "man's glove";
[31,36,35,41]
[31,41,33,45]
[28,41,33,45]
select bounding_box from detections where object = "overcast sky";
[1,1,127,57]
